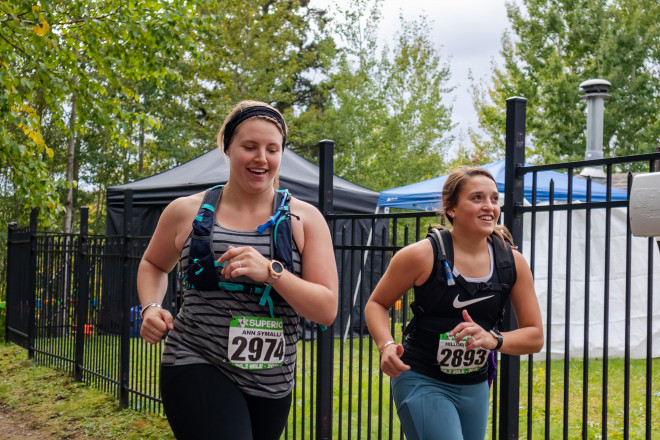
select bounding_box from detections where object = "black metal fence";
[514,157,660,440]
[5,99,659,439]
[5,203,438,439]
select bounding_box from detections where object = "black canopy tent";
[106,148,380,236]
[104,147,383,338]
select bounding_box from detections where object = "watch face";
[272,261,284,274]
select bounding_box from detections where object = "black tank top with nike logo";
[401,231,516,385]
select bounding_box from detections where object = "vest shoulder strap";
[404,228,453,336]
[427,228,455,287]
[269,190,294,272]
[191,185,224,237]
[490,235,516,291]
[184,186,225,292]
[489,234,516,330]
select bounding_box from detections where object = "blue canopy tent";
[378,159,628,210]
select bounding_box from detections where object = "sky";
[309,0,512,150]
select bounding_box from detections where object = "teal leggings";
[391,370,490,440]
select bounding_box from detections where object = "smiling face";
[449,175,500,238]
[225,118,283,194]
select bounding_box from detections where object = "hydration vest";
[182,185,296,318]
[404,227,516,338]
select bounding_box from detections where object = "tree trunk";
[64,84,78,234]
[139,119,145,173]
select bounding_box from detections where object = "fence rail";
[5,100,659,439]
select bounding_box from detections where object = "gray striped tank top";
[162,194,303,398]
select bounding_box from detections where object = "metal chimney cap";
[579,79,612,94]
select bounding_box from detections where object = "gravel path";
[0,404,58,439]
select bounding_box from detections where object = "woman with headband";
[365,167,543,440]
[137,100,338,439]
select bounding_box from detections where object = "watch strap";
[490,329,503,351]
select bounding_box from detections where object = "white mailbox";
[629,172,660,238]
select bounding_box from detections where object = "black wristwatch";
[490,329,503,351]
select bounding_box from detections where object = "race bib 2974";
[228,316,285,370]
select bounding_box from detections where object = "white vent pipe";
[579,79,611,178]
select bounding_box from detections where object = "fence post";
[27,208,38,359]
[74,207,90,382]
[119,191,133,409]
[501,97,527,439]
[316,139,334,440]
[5,222,17,342]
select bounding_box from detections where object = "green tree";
[316,0,455,192]
[1,3,62,228]
[1,1,196,230]
[180,0,336,157]
[0,1,198,301]
[1,0,339,233]
[76,0,337,213]
[472,0,660,163]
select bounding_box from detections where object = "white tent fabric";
[523,206,660,359]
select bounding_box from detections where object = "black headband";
[223,106,287,152]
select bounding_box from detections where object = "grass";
[292,335,660,439]
[290,335,401,439]
[1,328,658,439]
[0,343,174,439]
[518,356,660,439]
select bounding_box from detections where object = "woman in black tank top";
[365,167,543,440]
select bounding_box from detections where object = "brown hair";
[441,166,513,246]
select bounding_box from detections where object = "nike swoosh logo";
[453,294,494,308]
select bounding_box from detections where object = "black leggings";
[160,364,292,440]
